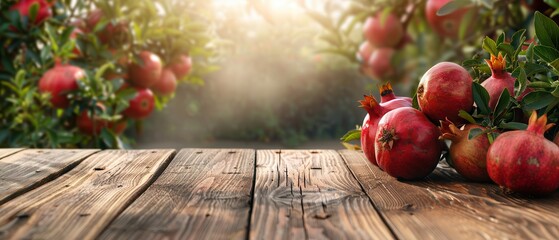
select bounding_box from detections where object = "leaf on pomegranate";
[522,91,556,111]
[496,33,505,46]
[494,88,511,118]
[533,45,559,63]
[458,110,476,124]
[482,37,498,56]
[340,129,361,142]
[499,122,528,130]
[534,12,559,49]
[468,128,484,140]
[472,82,491,115]
[436,0,471,16]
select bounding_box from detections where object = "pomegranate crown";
[485,53,507,72]
[379,82,396,102]
[439,118,462,141]
[527,111,554,135]
[359,95,381,116]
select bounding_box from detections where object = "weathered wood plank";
[340,150,559,240]
[250,150,394,240]
[0,149,24,159]
[99,149,255,240]
[0,149,98,205]
[0,149,175,240]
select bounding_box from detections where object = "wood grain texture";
[340,150,559,240]
[99,149,255,240]
[0,149,24,159]
[250,150,394,240]
[0,149,98,205]
[0,149,175,240]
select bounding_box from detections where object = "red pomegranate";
[77,104,109,135]
[151,68,177,96]
[109,120,128,135]
[38,61,85,108]
[425,0,472,39]
[128,51,163,88]
[363,13,404,48]
[487,111,559,196]
[375,107,443,180]
[11,0,52,25]
[356,41,374,63]
[364,48,395,80]
[439,120,491,182]
[417,62,473,124]
[360,83,412,166]
[169,55,193,79]
[481,53,516,110]
[123,88,155,119]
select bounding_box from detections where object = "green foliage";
[0,0,218,148]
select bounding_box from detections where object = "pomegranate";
[363,13,404,48]
[10,0,52,26]
[356,41,374,63]
[375,107,443,180]
[123,88,155,119]
[487,111,559,196]
[417,62,473,124]
[109,120,127,135]
[364,48,395,80]
[439,120,491,182]
[38,61,85,108]
[151,68,177,96]
[85,9,129,44]
[554,132,559,146]
[360,83,413,166]
[128,51,163,88]
[169,55,193,79]
[481,53,516,110]
[425,0,472,39]
[77,104,108,135]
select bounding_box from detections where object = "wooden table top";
[0,148,558,240]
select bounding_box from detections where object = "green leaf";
[545,0,559,8]
[341,129,361,142]
[533,45,559,62]
[499,122,528,130]
[496,32,505,45]
[472,82,491,115]
[468,128,484,140]
[511,29,526,50]
[412,93,419,110]
[534,11,559,49]
[494,88,511,117]
[482,36,498,56]
[458,110,476,124]
[437,0,471,16]
[522,91,556,111]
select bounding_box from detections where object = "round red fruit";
[364,48,395,80]
[77,104,109,135]
[375,107,443,180]
[38,62,85,108]
[487,112,559,196]
[11,0,52,25]
[123,88,155,119]
[152,69,177,96]
[169,55,193,79]
[128,51,163,88]
[417,62,473,124]
[356,41,374,64]
[363,13,404,48]
[425,0,472,39]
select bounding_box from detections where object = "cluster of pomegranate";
[359,54,559,196]
[30,5,193,136]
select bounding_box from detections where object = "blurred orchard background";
[0,0,555,149]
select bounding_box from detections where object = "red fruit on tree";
[356,41,374,64]
[128,51,163,88]
[109,120,128,135]
[85,9,129,44]
[363,13,404,48]
[360,83,413,166]
[375,107,443,180]
[10,0,52,25]
[425,0,471,39]
[439,120,491,182]
[38,61,85,108]
[77,104,109,135]
[123,88,155,119]
[151,68,177,96]
[169,55,193,79]
[487,111,559,196]
[417,62,473,124]
[481,53,516,110]
[364,48,395,80]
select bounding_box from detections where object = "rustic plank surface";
[99,149,255,240]
[0,149,175,240]
[340,150,559,240]
[0,149,98,205]
[0,148,24,159]
[250,150,394,240]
